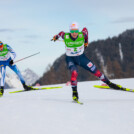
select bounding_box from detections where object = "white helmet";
[70,22,79,30]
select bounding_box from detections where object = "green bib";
[0,44,9,57]
[64,32,84,48]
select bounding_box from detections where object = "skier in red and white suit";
[52,22,120,101]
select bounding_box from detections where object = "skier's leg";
[79,54,110,83]
[9,64,25,84]
[66,56,79,100]
[79,54,121,89]
[94,69,121,89]
[70,68,79,100]
[0,65,6,95]
[8,64,34,90]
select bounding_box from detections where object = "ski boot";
[107,82,121,90]
[0,87,4,97]
[23,83,34,91]
[73,91,79,101]
[72,86,79,101]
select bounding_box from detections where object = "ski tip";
[0,95,3,97]
[123,88,134,92]
[78,102,84,105]
[72,100,83,105]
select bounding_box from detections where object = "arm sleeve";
[82,27,88,43]
[57,31,65,40]
[7,45,16,60]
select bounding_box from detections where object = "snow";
[0,78,134,134]
[119,43,124,61]
[95,49,108,76]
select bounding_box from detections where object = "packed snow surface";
[0,78,134,134]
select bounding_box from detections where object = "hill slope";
[0,78,134,134]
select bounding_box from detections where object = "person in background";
[0,41,33,96]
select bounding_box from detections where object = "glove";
[52,35,58,42]
[84,43,88,48]
[10,60,14,65]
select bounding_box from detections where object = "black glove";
[10,60,14,65]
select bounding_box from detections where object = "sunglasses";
[70,30,79,33]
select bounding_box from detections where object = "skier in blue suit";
[0,41,32,96]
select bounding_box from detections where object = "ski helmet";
[70,22,79,30]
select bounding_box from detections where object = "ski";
[9,86,62,94]
[94,85,134,92]
[72,100,83,105]
[0,94,3,97]
[94,85,110,89]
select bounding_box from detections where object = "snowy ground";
[0,78,134,134]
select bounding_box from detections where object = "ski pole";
[51,39,64,42]
[14,52,40,64]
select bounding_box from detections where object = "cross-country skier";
[52,22,121,102]
[0,41,33,96]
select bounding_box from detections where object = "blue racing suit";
[56,28,110,87]
[0,44,25,87]
[66,54,109,87]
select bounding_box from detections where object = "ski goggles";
[0,42,3,46]
[70,30,79,33]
